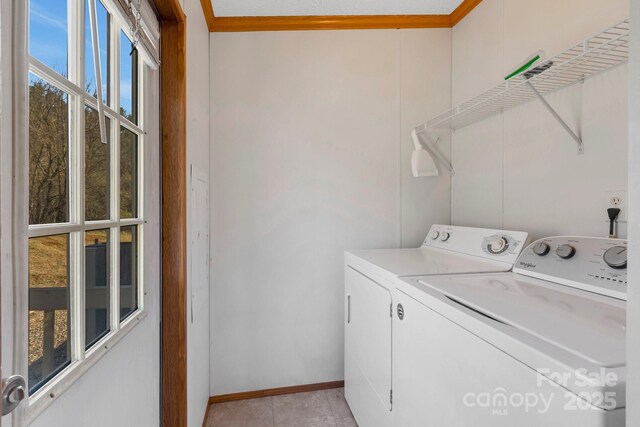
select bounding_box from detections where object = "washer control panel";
[482,234,517,256]
[514,237,628,300]
[422,225,529,264]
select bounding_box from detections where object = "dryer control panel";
[514,237,627,300]
[422,225,529,265]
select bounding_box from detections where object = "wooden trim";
[209,381,345,404]
[199,1,484,32]
[155,0,186,23]
[161,19,188,427]
[450,0,484,26]
[200,0,216,31]
[154,1,188,426]
[208,15,451,32]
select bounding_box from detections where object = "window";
[27,0,147,398]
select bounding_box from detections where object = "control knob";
[487,237,508,254]
[440,232,450,242]
[431,231,440,240]
[556,244,576,259]
[532,242,550,256]
[603,246,627,269]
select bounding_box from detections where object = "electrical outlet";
[605,190,627,222]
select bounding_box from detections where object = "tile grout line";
[322,389,339,425]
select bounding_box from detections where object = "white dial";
[440,232,450,242]
[431,231,440,240]
[488,237,508,254]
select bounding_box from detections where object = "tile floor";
[205,388,358,427]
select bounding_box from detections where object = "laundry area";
[208,0,635,425]
[1,0,639,426]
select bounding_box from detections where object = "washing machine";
[394,236,627,426]
[344,225,530,427]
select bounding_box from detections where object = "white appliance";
[395,236,627,426]
[344,225,530,427]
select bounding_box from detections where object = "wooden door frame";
[152,1,187,426]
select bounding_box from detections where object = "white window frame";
[14,0,160,422]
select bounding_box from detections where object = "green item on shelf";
[504,54,541,81]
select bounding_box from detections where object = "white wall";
[452,0,629,240]
[627,0,639,424]
[29,313,161,427]
[185,0,212,425]
[209,29,451,395]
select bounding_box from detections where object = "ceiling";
[210,0,466,17]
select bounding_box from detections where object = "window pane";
[29,234,71,394]
[119,31,138,123]
[120,127,137,219]
[85,107,110,221]
[120,226,138,320]
[29,0,68,76]
[85,230,110,348]
[85,0,109,103]
[29,73,70,225]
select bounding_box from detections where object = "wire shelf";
[425,19,630,131]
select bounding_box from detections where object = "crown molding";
[201,0,483,32]
[450,0,483,25]
[208,14,452,32]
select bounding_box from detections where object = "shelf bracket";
[413,125,454,175]
[524,80,584,155]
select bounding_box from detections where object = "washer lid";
[420,274,626,368]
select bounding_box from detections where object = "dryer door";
[344,267,392,427]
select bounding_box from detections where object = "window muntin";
[27,0,145,398]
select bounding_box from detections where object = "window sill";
[23,309,148,424]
